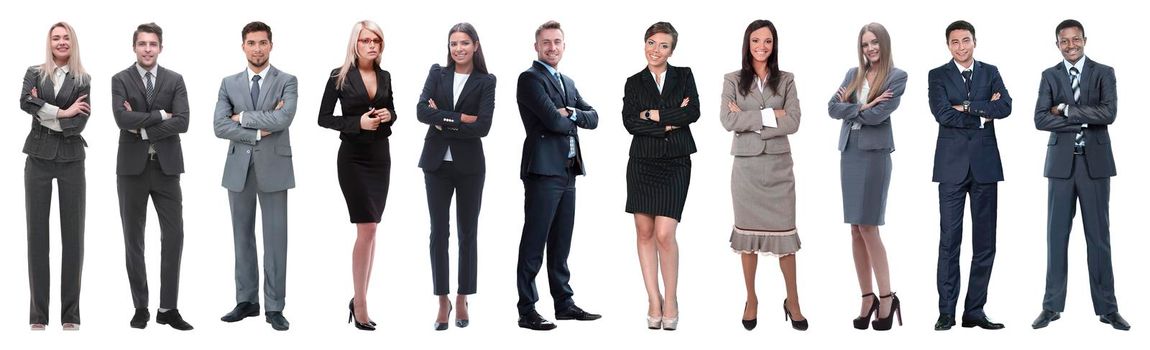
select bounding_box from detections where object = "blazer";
[719,70,801,156]
[928,60,1012,184]
[516,60,599,179]
[415,64,495,174]
[621,65,699,158]
[213,65,298,193]
[1034,57,1117,179]
[828,67,908,152]
[317,65,397,143]
[111,64,189,176]
[20,65,91,161]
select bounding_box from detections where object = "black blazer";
[20,66,91,161]
[621,65,699,158]
[1034,57,1117,179]
[111,64,189,176]
[928,60,1012,184]
[318,66,397,143]
[516,61,599,179]
[416,64,495,174]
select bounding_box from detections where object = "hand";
[990,92,1001,101]
[231,114,241,123]
[726,100,742,113]
[360,108,381,130]
[59,94,90,118]
[680,97,690,108]
[645,109,661,122]
[861,89,894,110]
[773,109,785,118]
[123,101,133,112]
[275,100,285,110]
[30,87,38,98]
[836,87,850,102]
[952,105,964,112]
[260,129,271,137]
[460,113,478,124]
[374,108,392,123]
[1049,105,1063,117]
[556,107,570,118]
[427,99,438,110]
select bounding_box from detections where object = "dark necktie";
[961,69,973,96]
[553,72,565,95]
[145,71,155,103]
[251,75,262,107]
[1070,67,1085,152]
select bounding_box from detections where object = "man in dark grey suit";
[213,21,297,331]
[111,22,193,331]
[1032,19,1128,331]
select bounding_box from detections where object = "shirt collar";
[55,64,71,75]
[954,60,974,73]
[1063,57,1086,75]
[135,63,158,79]
[536,60,559,76]
[247,66,269,82]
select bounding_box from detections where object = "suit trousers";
[118,159,184,310]
[229,164,289,312]
[516,166,578,315]
[25,157,85,325]
[936,171,997,318]
[426,162,484,296]
[1043,155,1118,315]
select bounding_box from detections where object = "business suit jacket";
[20,66,91,161]
[1034,58,1117,179]
[317,65,397,142]
[928,60,1012,184]
[828,67,908,152]
[416,64,495,174]
[112,64,189,175]
[517,61,599,179]
[621,65,699,158]
[213,66,298,193]
[720,70,801,156]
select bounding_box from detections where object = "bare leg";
[654,216,680,319]
[858,224,892,317]
[741,253,758,321]
[851,225,876,317]
[634,213,661,317]
[780,254,804,320]
[437,294,450,324]
[455,294,468,321]
[352,223,377,324]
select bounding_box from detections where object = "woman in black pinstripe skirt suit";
[621,22,699,330]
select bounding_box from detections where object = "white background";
[2,0,1147,348]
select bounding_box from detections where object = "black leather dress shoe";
[962,315,1005,330]
[221,302,260,322]
[1031,310,1061,329]
[518,310,557,331]
[156,309,194,331]
[1100,312,1130,331]
[130,308,150,329]
[555,305,602,321]
[266,311,290,331]
[934,314,955,331]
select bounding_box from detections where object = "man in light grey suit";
[213,21,297,331]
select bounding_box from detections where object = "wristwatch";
[644,110,651,120]
[962,100,971,113]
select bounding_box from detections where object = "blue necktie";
[251,75,262,107]
[961,69,973,96]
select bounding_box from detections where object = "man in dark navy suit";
[515,20,600,331]
[927,20,1011,331]
[1031,19,1128,331]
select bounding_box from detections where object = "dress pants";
[1043,155,1118,315]
[229,164,289,312]
[426,162,484,296]
[25,157,85,325]
[516,166,578,315]
[936,171,997,318]
[118,158,184,310]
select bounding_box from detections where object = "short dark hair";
[535,20,562,40]
[242,21,272,42]
[1056,19,1085,37]
[644,21,678,51]
[945,20,975,41]
[133,22,163,45]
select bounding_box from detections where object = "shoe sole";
[518,324,556,331]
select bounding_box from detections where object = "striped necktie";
[1070,67,1085,152]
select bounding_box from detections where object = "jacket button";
[246,150,251,154]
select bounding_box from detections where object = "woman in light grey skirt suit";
[827,22,907,331]
[720,20,806,331]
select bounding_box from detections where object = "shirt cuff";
[255,129,261,141]
[569,109,578,122]
[238,111,245,125]
[140,129,149,140]
[160,109,170,121]
[761,108,778,128]
[37,104,61,122]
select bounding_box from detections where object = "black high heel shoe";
[348,299,376,331]
[455,301,469,328]
[853,293,880,330]
[741,302,757,330]
[435,302,453,331]
[783,299,808,331]
[871,293,902,331]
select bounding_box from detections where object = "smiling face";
[49,26,72,63]
[860,30,881,65]
[534,28,564,68]
[1057,26,1086,64]
[947,29,975,67]
[748,26,774,64]
[644,32,674,69]
[449,31,477,68]
[243,30,272,70]
[134,32,162,69]
[357,29,382,63]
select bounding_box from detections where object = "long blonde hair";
[40,22,88,85]
[844,22,892,103]
[334,20,384,90]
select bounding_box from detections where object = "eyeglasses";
[358,38,382,45]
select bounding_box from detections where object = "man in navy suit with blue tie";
[515,20,601,331]
[1031,19,1129,331]
[927,20,1011,331]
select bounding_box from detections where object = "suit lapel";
[257,66,278,110]
[55,72,75,104]
[1079,58,1096,104]
[533,62,564,98]
[456,73,479,111]
[1050,62,1072,105]
[946,61,966,98]
[439,67,455,110]
[660,66,677,100]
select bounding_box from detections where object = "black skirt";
[625,156,692,221]
[337,140,391,223]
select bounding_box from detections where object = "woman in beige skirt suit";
[719,19,806,331]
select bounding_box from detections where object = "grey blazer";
[827,67,907,151]
[212,66,298,193]
[20,66,91,161]
[719,70,800,156]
